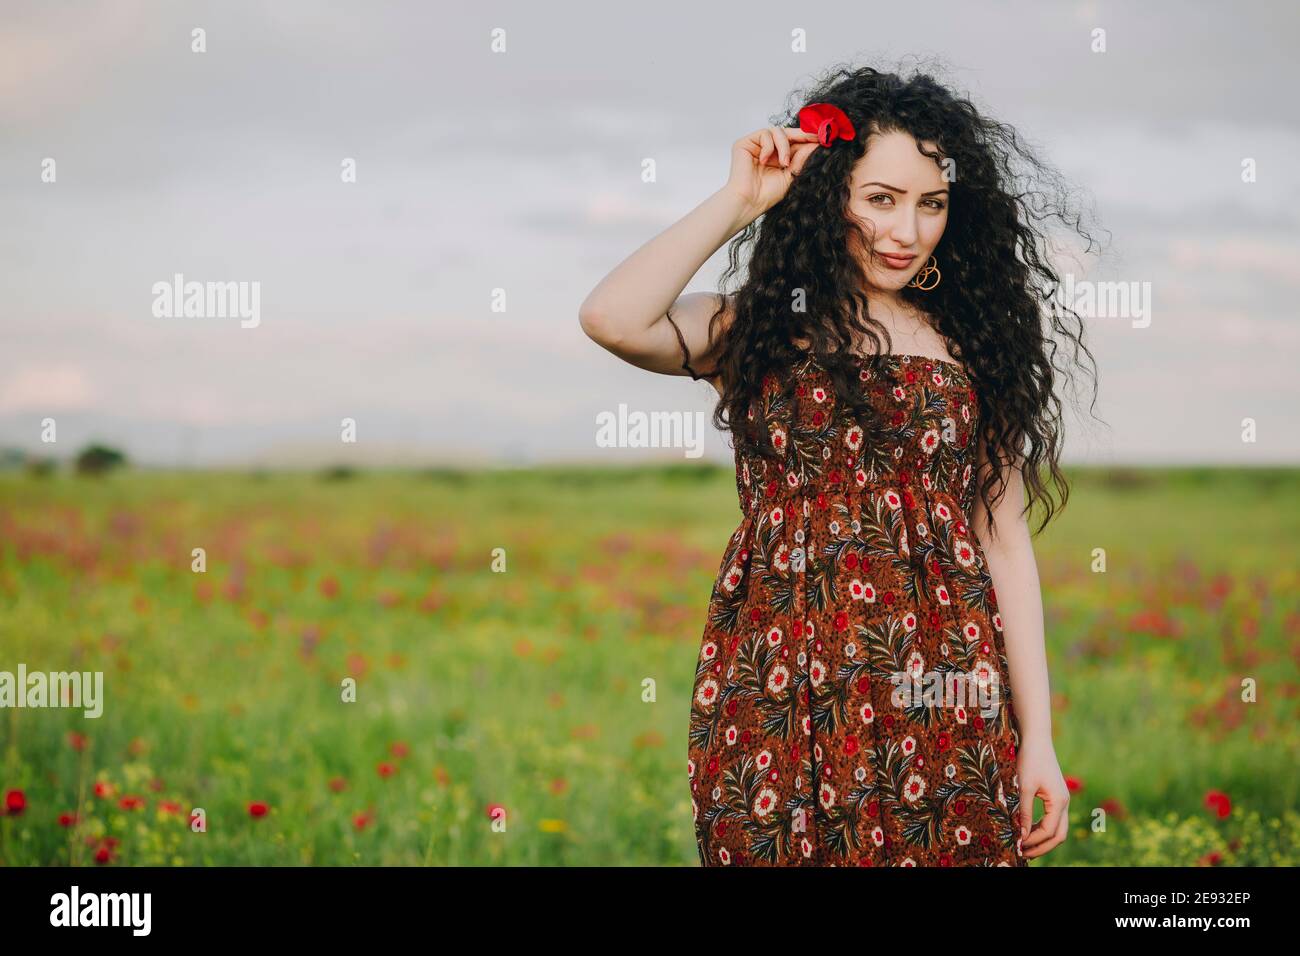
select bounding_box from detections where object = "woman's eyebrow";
[857,181,950,196]
[857,183,951,197]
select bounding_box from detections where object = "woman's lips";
[877,252,916,270]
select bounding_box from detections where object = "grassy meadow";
[0,464,1297,866]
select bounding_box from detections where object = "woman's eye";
[923,199,947,210]
[868,194,894,206]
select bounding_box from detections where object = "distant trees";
[75,444,128,475]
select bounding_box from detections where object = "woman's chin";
[865,269,914,292]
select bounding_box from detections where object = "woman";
[579,63,1100,866]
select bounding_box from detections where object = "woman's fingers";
[768,126,791,166]
[788,141,819,177]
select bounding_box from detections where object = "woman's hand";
[1016,737,1070,860]
[725,125,822,221]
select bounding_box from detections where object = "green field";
[1,465,1297,866]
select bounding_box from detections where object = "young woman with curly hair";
[580,60,1103,867]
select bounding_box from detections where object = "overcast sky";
[2,0,1297,467]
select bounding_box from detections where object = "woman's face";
[845,130,950,293]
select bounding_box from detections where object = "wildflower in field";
[328,777,348,793]
[550,778,567,795]
[4,789,25,815]
[66,731,88,751]
[319,575,340,598]
[485,803,506,821]
[58,812,78,827]
[345,652,369,679]
[1065,776,1083,793]
[118,794,146,811]
[539,819,566,833]
[377,762,397,779]
[90,836,120,864]
[353,811,373,831]
[389,741,409,759]
[157,801,182,817]
[248,801,269,818]
[93,780,116,799]
[1204,789,1232,819]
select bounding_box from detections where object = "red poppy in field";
[93,780,116,799]
[1065,775,1083,793]
[1099,797,1127,819]
[377,762,396,779]
[248,801,269,818]
[389,741,409,759]
[486,803,506,821]
[58,812,78,827]
[118,794,146,811]
[353,811,373,831]
[158,800,182,816]
[319,575,340,598]
[4,789,26,815]
[94,845,113,864]
[66,731,88,751]
[1204,789,1232,819]
[328,777,348,793]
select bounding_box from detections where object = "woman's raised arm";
[578,125,822,394]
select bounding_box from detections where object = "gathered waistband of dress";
[740,482,909,516]
[742,473,961,504]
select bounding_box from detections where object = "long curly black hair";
[691,58,1108,538]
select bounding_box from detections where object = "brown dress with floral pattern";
[687,350,1027,867]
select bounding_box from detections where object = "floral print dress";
[687,351,1027,867]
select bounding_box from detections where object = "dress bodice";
[733,352,981,521]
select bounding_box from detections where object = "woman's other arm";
[970,433,1070,859]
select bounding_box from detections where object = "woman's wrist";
[712,185,761,234]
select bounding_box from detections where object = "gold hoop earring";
[908,255,941,291]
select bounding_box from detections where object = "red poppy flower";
[1204,789,1232,819]
[798,102,856,147]
[248,801,269,818]
[58,812,78,827]
[4,789,25,815]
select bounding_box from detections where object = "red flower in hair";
[798,102,855,147]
